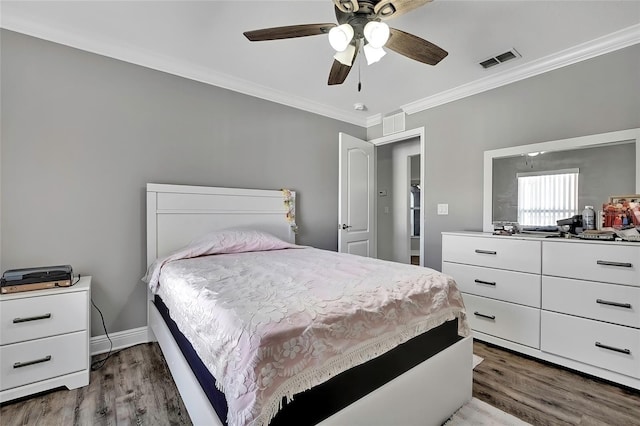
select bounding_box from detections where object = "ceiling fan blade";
[328,40,360,85]
[328,60,353,85]
[244,24,335,41]
[332,0,359,14]
[375,0,433,20]
[386,28,448,65]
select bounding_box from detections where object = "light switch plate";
[437,204,449,215]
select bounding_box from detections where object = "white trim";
[90,326,149,356]
[402,24,640,116]
[2,14,637,128]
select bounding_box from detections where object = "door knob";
[340,224,353,230]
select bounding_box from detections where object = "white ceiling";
[2,1,639,127]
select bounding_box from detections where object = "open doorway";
[409,154,421,265]
[375,138,420,264]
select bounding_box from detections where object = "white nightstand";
[0,276,91,403]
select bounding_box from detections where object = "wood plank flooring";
[0,343,191,426]
[473,341,640,426]
[1,340,639,425]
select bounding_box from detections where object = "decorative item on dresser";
[442,232,640,390]
[0,276,91,403]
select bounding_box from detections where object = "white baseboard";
[90,326,149,356]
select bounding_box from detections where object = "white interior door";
[338,133,375,257]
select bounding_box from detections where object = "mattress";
[144,229,469,426]
[155,294,462,426]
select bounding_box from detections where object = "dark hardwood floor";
[473,340,640,426]
[0,343,191,426]
[2,340,639,425]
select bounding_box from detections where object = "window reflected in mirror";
[517,169,579,226]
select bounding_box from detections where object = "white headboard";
[146,183,296,267]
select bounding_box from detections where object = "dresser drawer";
[443,262,541,307]
[0,291,87,345]
[542,241,640,286]
[442,235,541,273]
[542,276,640,328]
[0,331,88,391]
[541,311,640,379]
[463,293,540,348]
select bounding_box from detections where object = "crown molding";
[366,113,383,127]
[2,15,638,129]
[0,16,368,127]
[400,24,640,117]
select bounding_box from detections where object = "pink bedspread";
[150,247,469,426]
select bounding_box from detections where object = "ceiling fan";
[243,0,448,86]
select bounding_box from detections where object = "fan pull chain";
[357,49,362,92]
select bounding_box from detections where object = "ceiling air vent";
[383,111,406,136]
[479,48,521,69]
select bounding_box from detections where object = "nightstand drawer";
[541,311,640,379]
[463,293,540,348]
[0,331,88,391]
[542,276,640,328]
[442,235,541,273]
[0,291,87,345]
[443,262,541,307]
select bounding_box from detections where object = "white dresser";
[0,276,91,402]
[442,232,640,390]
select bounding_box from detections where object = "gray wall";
[0,30,365,336]
[368,44,640,271]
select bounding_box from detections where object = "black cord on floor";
[90,294,113,371]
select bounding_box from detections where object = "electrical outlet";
[437,204,449,215]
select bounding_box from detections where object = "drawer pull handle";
[13,313,52,323]
[595,342,631,355]
[474,311,496,320]
[475,249,497,255]
[596,260,633,268]
[596,299,632,309]
[13,355,52,369]
[474,279,496,286]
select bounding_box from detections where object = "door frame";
[369,127,425,266]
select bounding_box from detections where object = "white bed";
[145,183,472,426]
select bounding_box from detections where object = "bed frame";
[146,183,472,426]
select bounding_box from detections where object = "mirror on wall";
[483,128,640,232]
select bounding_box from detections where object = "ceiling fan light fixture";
[363,44,386,65]
[363,21,390,48]
[334,44,356,66]
[328,24,354,51]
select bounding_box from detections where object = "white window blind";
[517,169,579,226]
